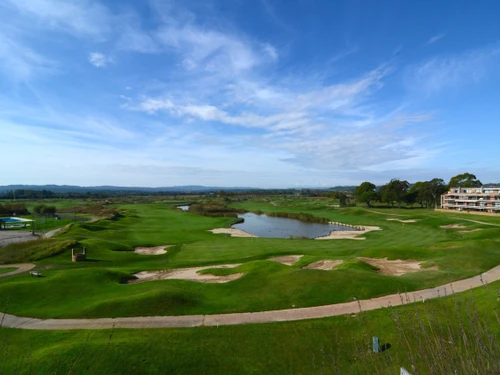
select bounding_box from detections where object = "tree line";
[354,172,482,208]
[0,204,57,217]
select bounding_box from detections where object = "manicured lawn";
[0,198,499,319]
[0,267,17,275]
[0,197,499,374]
[1,278,499,374]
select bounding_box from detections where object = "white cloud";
[155,25,273,75]
[407,42,500,92]
[5,0,111,39]
[263,43,278,61]
[88,52,111,68]
[0,32,57,81]
[128,65,438,172]
[425,33,445,46]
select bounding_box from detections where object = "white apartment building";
[441,186,500,213]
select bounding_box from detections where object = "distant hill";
[0,184,258,194]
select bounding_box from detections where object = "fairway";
[1,198,500,320]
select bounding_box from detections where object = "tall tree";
[448,173,482,188]
[355,182,378,208]
[386,178,409,208]
[428,178,448,208]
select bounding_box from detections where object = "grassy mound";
[0,239,77,264]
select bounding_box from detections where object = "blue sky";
[1,0,499,188]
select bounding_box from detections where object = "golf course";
[1,196,500,374]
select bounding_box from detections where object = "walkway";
[0,264,35,278]
[2,265,500,330]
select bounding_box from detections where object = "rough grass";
[0,239,77,264]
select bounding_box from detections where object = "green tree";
[338,192,350,207]
[32,204,57,217]
[355,182,378,208]
[428,178,448,208]
[448,173,482,188]
[385,178,409,208]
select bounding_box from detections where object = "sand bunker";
[458,229,483,234]
[209,228,257,238]
[134,245,173,255]
[357,257,437,276]
[316,226,381,240]
[387,218,418,223]
[132,264,243,284]
[302,260,343,270]
[440,224,467,229]
[268,255,303,266]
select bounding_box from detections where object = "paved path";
[1,265,499,330]
[0,264,35,278]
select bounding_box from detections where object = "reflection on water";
[177,205,190,211]
[232,212,355,239]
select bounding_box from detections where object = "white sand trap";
[134,245,173,255]
[268,255,303,266]
[302,260,343,270]
[387,218,418,223]
[440,224,467,229]
[357,257,437,276]
[209,228,257,238]
[132,264,242,284]
[316,225,381,240]
[458,228,483,234]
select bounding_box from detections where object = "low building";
[441,186,500,213]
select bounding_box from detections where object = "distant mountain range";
[0,184,260,193]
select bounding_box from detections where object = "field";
[1,196,500,373]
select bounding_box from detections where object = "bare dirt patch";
[387,218,418,223]
[134,245,173,255]
[316,225,381,240]
[458,229,483,234]
[209,228,257,238]
[131,264,243,284]
[357,257,437,276]
[0,231,39,247]
[302,260,343,270]
[440,224,467,229]
[268,255,303,266]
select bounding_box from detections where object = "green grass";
[0,267,17,275]
[1,279,499,374]
[0,198,499,320]
[0,239,77,264]
[0,197,500,373]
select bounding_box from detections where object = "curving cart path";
[1,265,500,330]
[0,264,35,278]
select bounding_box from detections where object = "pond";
[232,212,356,239]
[177,205,190,211]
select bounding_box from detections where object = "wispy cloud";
[128,63,436,172]
[0,32,57,81]
[4,0,111,40]
[406,42,500,92]
[425,33,445,46]
[88,52,111,68]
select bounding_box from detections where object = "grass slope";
[0,199,499,319]
[1,279,499,374]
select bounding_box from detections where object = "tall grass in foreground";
[344,284,500,374]
[1,284,499,374]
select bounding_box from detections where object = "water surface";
[232,213,355,239]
